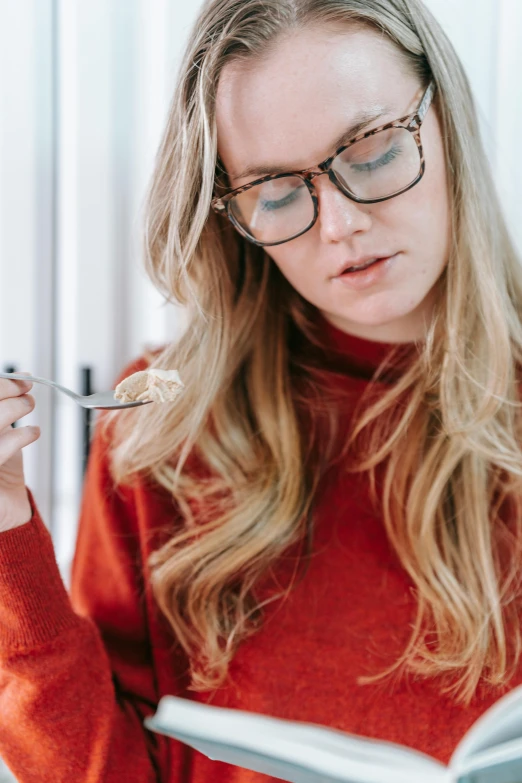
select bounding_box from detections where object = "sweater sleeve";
[0,365,173,782]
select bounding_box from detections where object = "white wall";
[424,0,522,254]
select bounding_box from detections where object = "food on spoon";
[114,368,184,404]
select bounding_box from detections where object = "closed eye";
[350,144,402,173]
[260,185,305,211]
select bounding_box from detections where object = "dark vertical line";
[4,365,19,428]
[80,366,93,479]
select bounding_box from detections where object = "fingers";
[0,422,40,464]
[0,372,33,399]
[0,372,35,433]
[1,394,35,431]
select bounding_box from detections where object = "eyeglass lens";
[228,127,421,245]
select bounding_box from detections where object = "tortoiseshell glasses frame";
[211,80,437,247]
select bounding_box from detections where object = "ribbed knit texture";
[0,314,520,782]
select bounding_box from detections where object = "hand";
[0,373,40,533]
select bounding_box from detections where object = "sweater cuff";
[0,488,82,652]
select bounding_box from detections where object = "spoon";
[0,372,153,410]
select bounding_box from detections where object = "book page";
[145,697,447,783]
[452,737,522,783]
[450,685,522,767]
[163,732,447,783]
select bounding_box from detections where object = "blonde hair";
[101,0,522,705]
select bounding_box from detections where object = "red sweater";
[0,316,520,783]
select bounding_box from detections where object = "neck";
[320,288,437,344]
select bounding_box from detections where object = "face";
[215,25,451,343]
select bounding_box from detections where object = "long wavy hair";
[101,0,522,705]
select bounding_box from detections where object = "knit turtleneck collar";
[307,309,421,382]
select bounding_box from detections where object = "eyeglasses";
[211,81,436,247]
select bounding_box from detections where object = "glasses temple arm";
[416,81,436,124]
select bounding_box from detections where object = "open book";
[143,684,522,783]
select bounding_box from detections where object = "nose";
[313,174,372,243]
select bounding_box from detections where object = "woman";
[1,0,522,781]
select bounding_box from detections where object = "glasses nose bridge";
[307,168,330,184]
[306,166,349,203]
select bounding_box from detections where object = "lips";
[336,255,393,275]
[343,258,381,273]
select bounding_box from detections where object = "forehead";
[215,26,417,183]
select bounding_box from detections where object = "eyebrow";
[231,106,391,182]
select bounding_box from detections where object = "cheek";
[265,238,313,282]
[415,163,451,269]
[265,241,327,304]
[412,125,451,252]
[377,141,450,263]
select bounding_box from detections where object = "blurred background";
[1,0,522,600]
[0,0,521,780]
